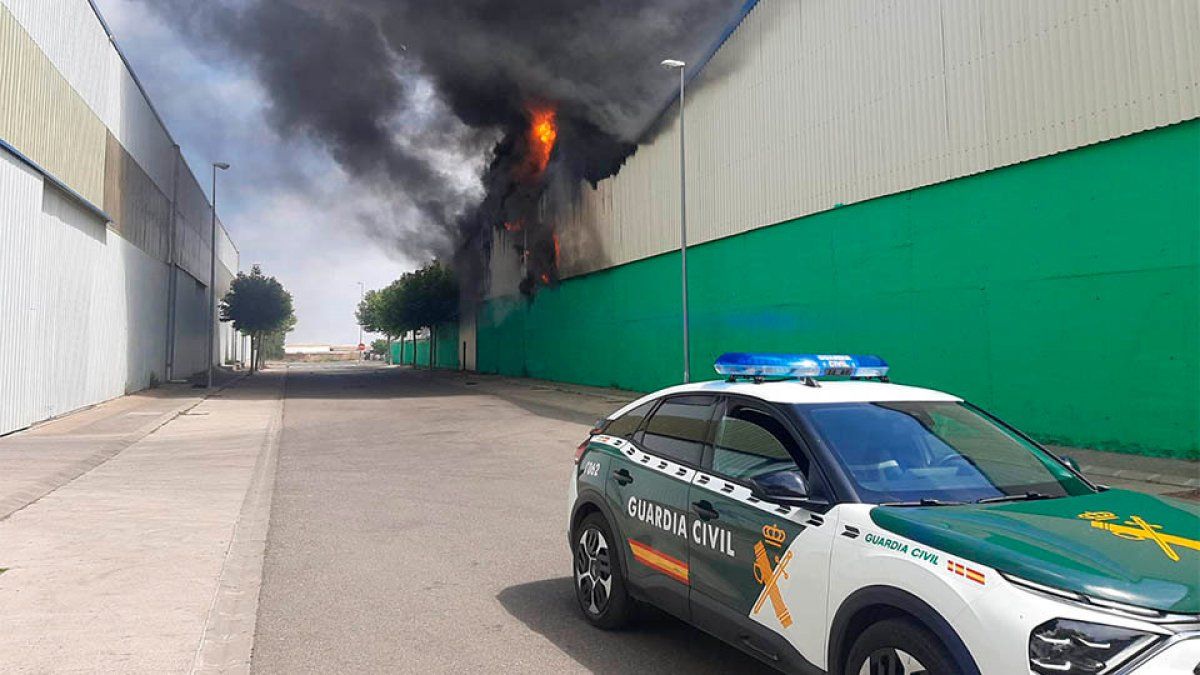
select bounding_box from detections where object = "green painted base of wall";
[478,121,1200,459]
[389,322,461,370]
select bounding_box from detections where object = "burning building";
[459,0,1199,460]
[130,0,1198,459]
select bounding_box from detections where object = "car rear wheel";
[573,512,633,629]
[845,617,957,675]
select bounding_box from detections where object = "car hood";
[870,490,1200,614]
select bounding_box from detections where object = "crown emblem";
[762,524,787,548]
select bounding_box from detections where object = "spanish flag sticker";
[628,539,690,585]
[947,559,986,585]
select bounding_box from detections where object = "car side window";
[640,396,716,465]
[712,404,808,481]
[605,401,655,439]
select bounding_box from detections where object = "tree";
[259,326,291,361]
[220,265,296,372]
[355,289,385,335]
[370,339,389,359]
[356,288,388,362]
[398,261,457,369]
[359,261,457,370]
[357,281,411,364]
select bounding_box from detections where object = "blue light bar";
[713,353,889,379]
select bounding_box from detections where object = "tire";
[572,512,634,629]
[844,617,958,675]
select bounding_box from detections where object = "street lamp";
[661,58,690,383]
[206,162,230,389]
[357,281,365,361]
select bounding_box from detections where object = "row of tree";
[219,265,296,372]
[356,261,458,367]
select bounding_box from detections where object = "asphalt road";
[252,363,771,673]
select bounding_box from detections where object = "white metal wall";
[2,0,176,193]
[0,149,44,433]
[0,0,244,432]
[0,149,169,434]
[553,0,1200,278]
[171,266,209,382]
[0,0,238,287]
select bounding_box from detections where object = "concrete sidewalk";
[419,367,1199,496]
[0,368,248,521]
[0,371,282,673]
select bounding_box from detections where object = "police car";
[567,353,1199,675]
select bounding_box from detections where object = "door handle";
[692,500,719,521]
[612,468,633,486]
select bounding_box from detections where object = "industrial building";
[464,0,1199,458]
[0,0,242,435]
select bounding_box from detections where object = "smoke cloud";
[137,0,749,289]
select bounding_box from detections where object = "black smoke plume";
[137,0,750,294]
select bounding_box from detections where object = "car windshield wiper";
[975,492,1055,504]
[879,498,966,507]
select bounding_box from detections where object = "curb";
[191,371,285,674]
[1078,464,1200,490]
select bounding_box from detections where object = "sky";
[93,0,413,345]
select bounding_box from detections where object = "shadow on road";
[497,577,775,674]
[234,364,627,427]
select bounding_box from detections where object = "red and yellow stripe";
[947,559,986,585]
[628,539,690,585]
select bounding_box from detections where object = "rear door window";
[605,401,655,439]
[640,395,716,465]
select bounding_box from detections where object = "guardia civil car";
[567,353,1199,675]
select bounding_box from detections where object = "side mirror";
[749,470,826,508]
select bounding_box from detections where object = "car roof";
[609,379,962,419]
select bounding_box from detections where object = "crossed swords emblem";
[1078,511,1200,562]
[752,524,793,627]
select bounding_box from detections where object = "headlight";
[1029,619,1159,674]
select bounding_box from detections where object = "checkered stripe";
[592,436,814,525]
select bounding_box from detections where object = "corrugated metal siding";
[0,4,106,206]
[0,148,170,435]
[2,0,225,276]
[216,216,238,278]
[103,130,170,261]
[0,0,241,429]
[1,0,177,193]
[553,0,1200,277]
[171,266,209,379]
[173,169,215,284]
[0,149,43,433]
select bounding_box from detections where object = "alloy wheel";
[858,648,929,675]
[574,527,613,615]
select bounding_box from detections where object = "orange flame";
[552,232,561,268]
[528,106,558,175]
[540,273,551,284]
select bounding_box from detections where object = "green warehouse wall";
[478,121,1200,459]
[389,323,461,370]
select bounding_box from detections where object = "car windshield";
[792,401,1094,504]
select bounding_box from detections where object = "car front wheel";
[844,617,958,675]
[572,512,633,629]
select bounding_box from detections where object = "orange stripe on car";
[628,539,690,585]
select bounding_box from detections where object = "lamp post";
[206,162,230,389]
[357,281,365,361]
[661,58,689,383]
